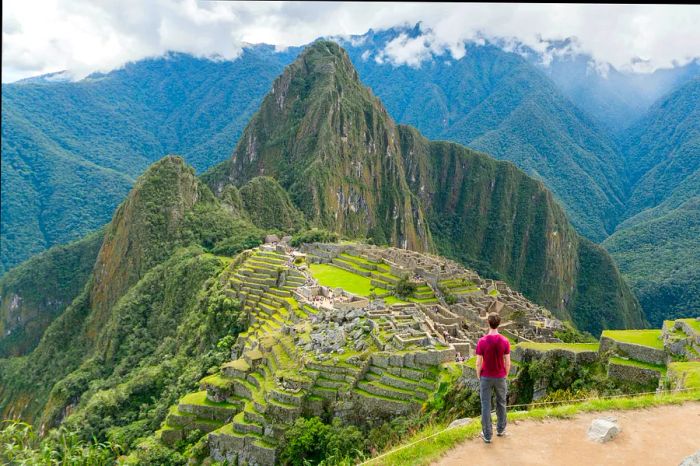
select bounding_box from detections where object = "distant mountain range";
[1,25,698,326]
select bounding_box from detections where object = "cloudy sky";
[3,1,699,82]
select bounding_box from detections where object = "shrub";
[394,277,417,299]
[280,417,363,466]
[290,228,339,247]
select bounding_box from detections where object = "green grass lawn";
[609,357,666,373]
[179,391,237,407]
[517,342,600,353]
[309,263,404,305]
[678,318,700,334]
[668,362,700,389]
[602,329,664,349]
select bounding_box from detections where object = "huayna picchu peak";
[205,40,643,335]
[3,37,695,466]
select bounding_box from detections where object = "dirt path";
[434,403,700,466]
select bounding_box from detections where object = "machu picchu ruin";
[155,241,569,464]
[154,240,700,465]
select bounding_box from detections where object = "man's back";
[476,334,510,378]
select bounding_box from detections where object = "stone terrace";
[157,243,569,465]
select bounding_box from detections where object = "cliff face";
[205,41,641,332]
[397,126,578,319]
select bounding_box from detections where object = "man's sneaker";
[480,433,492,444]
[497,429,507,437]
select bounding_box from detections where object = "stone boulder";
[679,451,700,466]
[587,418,621,443]
[448,418,473,429]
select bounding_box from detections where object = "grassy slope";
[308,263,404,305]
[601,329,664,349]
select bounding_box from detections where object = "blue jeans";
[479,376,507,440]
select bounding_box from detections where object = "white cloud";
[2,2,700,82]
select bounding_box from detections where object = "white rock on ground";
[679,451,700,466]
[449,418,473,429]
[587,418,621,443]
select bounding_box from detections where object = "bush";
[0,420,122,465]
[290,228,339,247]
[394,277,417,299]
[280,417,363,466]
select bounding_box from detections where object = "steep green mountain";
[604,198,700,326]
[1,47,296,274]
[0,231,103,357]
[341,30,628,241]
[203,42,432,252]
[0,155,263,432]
[622,77,700,217]
[206,41,643,334]
[601,77,700,325]
[4,27,646,274]
[238,177,307,232]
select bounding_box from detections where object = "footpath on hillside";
[434,402,700,466]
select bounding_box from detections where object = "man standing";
[475,313,511,443]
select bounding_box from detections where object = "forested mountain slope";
[205,41,643,333]
[1,47,296,273]
[341,29,629,241]
[603,78,700,325]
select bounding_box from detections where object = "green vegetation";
[0,155,262,454]
[603,78,700,326]
[517,342,600,353]
[290,228,339,247]
[604,198,700,327]
[602,329,664,349]
[667,362,700,389]
[280,417,363,466]
[0,230,103,357]
[394,277,417,299]
[239,176,306,232]
[348,37,628,243]
[1,48,294,274]
[0,420,122,465]
[609,357,666,373]
[309,263,402,304]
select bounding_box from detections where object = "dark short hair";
[488,313,501,329]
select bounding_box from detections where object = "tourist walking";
[475,313,511,443]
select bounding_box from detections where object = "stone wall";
[600,336,666,365]
[607,361,661,387]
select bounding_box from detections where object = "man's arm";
[476,355,483,379]
[504,353,511,376]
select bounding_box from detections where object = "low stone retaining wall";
[209,430,277,466]
[607,361,661,386]
[600,336,666,365]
